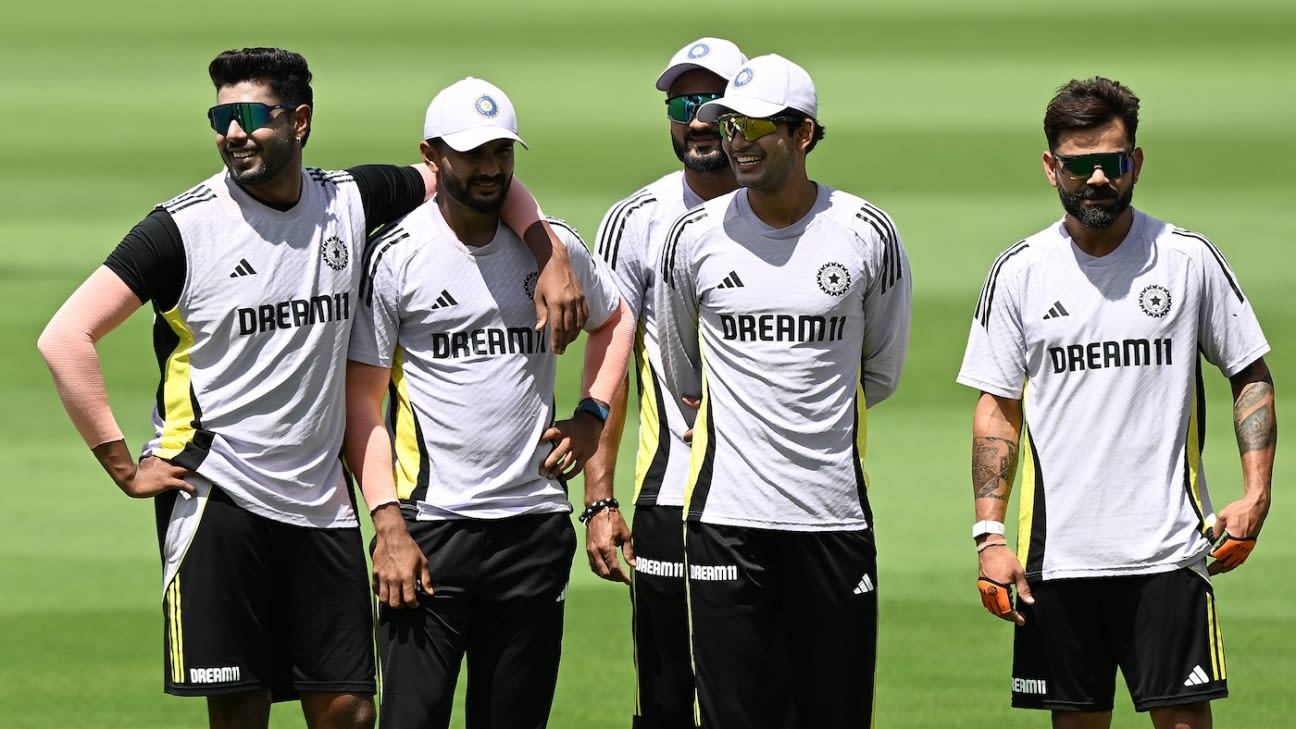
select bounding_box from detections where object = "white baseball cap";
[422,77,527,152]
[655,37,747,92]
[696,54,818,122]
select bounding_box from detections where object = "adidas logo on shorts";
[1184,665,1211,687]
[853,574,874,595]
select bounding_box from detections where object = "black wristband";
[578,497,619,524]
[574,397,610,424]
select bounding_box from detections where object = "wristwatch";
[972,520,1006,540]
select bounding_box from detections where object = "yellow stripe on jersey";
[1186,373,1207,529]
[854,378,870,488]
[155,308,198,459]
[682,361,711,513]
[1016,420,1037,567]
[390,348,423,500]
[632,326,659,503]
[167,575,184,683]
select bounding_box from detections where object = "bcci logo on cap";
[817,262,850,296]
[321,236,348,271]
[688,42,710,59]
[1138,284,1171,318]
[474,95,499,118]
[733,68,753,87]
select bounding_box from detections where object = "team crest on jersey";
[523,271,538,300]
[817,262,850,296]
[1138,284,1171,318]
[321,236,349,271]
[733,68,753,87]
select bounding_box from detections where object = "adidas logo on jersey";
[228,258,257,278]
[1042,300,1069,319]
[853,574,874,595]
[430,290,458,310]
[1184,665,1211,687]
[718,271,745,289]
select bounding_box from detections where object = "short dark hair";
[1043,77,1140,151]
[209,48,314,146]
[776,109,826,154]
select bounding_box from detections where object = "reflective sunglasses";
[1053,151,1135,180]
[665,93,723,123]
[717,114,798,142]
[207,102,297,133]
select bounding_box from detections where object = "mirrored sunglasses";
[1053,151,1134,180]
[717,114,796,142]
[207,102,296,133]
[665,93,722,124]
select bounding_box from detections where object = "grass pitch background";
[2,1,1293,726]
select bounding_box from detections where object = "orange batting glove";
[977,576,1014,617]
[1208,531,1257,574]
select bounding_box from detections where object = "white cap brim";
[696,96,787,123]
[438,127,528,153]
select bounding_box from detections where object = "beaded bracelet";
[578,497,620,524]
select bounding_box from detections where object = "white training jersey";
[957,210,1270,580]
[349,201,621,521]
[143,168,369,528]
[656,184,911,531]
[594,170,702,508]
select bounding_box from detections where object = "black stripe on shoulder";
[661,208,708,289]
[856,203,902,294]
[544,216,582,241]
[597,190,656,271]
[1172,228,1244,303]
[360,227,411,307]
[975,240,1029,327]
[159,185,217,214]
[306,167,354,187]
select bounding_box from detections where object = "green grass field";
[2,1,1293,726]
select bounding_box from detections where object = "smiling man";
[583,36,746,729]
[36,47,587,729]
[959,77,1276,729]
[654,53,912,729]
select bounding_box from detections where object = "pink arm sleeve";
[500,178,545,236]
[36,266,144,448]
[582,299,635,405]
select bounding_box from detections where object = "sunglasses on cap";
[1052,151,1135,180]
[665,93,723,124]
[207,102,297,133]
[717,114,800,143]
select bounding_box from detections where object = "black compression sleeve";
[103,209,186,311]
[349,164,426,232]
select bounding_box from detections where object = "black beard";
[672,130,729,173]
[227,125,295,188]
[1058,183,1134,229]
[442,173,511,213]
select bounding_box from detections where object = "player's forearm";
[971,392,1023,522]
[1230,361,1276,506]
[584,376,631,503]
[582,300,633,404]
[343,363,400,512]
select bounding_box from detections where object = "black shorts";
[1012,566,1228,712]
[376,511,575,729]
[629,505,691,729]
[685,521,878,729]
[157,487,374,700]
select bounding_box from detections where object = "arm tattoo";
[973,436,1019,500]
[1234,381,1277,454]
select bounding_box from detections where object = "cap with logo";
[423,77,527,152]
[696,54,817,123]
[655,37,748,92]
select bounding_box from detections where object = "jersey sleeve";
[593,193,651,319]
[957,248,1028,399]
[349,226,408,368]
[102,208,186,311]
[857,206,912,407]
[547,220,621,332]
[654,211,705,401]
[347,164,427,232]
[1193,235,1270,376]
